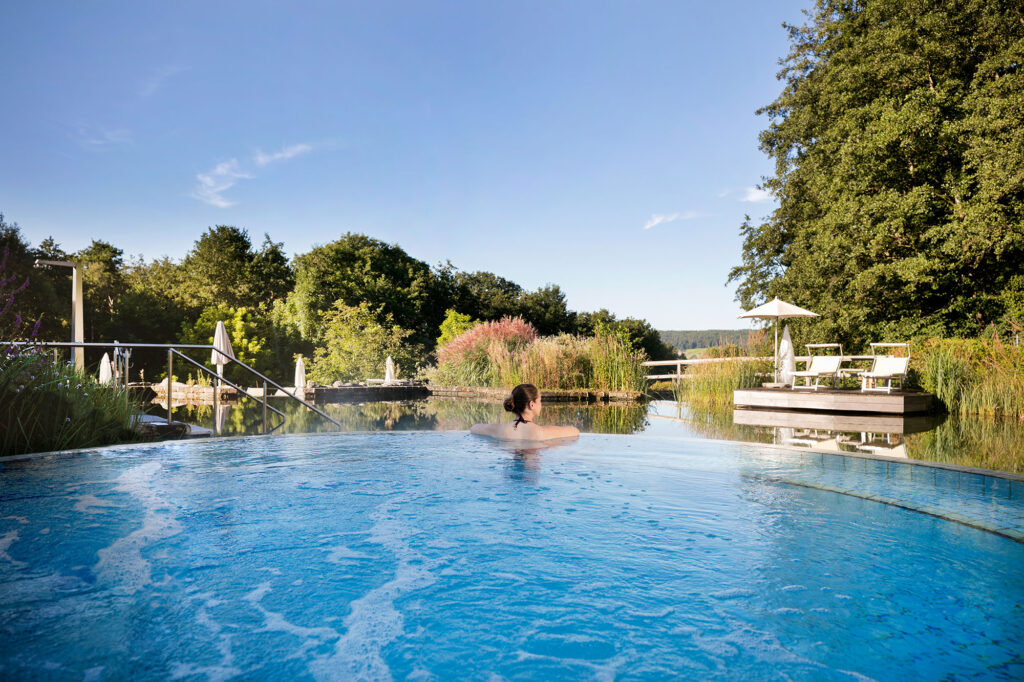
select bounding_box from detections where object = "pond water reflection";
[147,397,1024,475]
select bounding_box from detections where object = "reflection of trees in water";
[153,397,650,435]
[905,415,1024,474]
[681,406,776,444]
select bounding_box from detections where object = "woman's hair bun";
[502,396,515,412]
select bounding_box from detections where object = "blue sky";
[1,1,807,330]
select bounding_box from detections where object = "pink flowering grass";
[436,316,537,366]
[430,317,645,392]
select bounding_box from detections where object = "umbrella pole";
[774,319,779,383]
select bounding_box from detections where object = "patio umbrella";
[778,324,797,385]
[98,352,113,384]
[211,320,235,378]
[294,355,306,395]
[738,297,819,382]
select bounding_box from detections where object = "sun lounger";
[791,344,843,390]
[860,355,910,393]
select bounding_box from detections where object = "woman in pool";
[470,383,580,441]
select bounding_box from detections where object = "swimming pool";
[2,432,1022,679]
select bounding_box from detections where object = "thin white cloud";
[643,210,699,230]
[77,127,132,149]
[191,159,252,208]
[191,142,313,207]
[740,186,773,203]
[140,65,186,97]
[254,144,312,167]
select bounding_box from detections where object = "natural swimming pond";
[2,432,1022,679]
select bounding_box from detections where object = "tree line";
[0,215,675,383]
[728,0,1024,347]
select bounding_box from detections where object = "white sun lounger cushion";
[792,355,843,377]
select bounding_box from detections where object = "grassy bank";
[426,317,646,393]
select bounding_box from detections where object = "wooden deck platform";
[733,387,934,415]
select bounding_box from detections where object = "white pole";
[71,263,84,372]
[774,318,779,383]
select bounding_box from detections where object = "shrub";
[436,309,480,347]
[308,301,425,384]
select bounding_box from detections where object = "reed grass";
[914,332,1024,418]
[676,358,771,410]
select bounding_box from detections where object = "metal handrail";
[5,340,343,432]
[169,349,286,434]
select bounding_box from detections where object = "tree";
[0,215,67,339]
[76,240,125,342]
[451,271,523,321]
[248,234,294,303]
[728,0,1024,346]
[518,284,576,335]
[180,225,257,309]
[291,233,444,347]
[307,302,424,384]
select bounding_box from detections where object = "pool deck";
[734,387,934,415]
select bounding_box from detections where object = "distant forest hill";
[658,329,752,352]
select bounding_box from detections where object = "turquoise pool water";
[1,433,1022,679]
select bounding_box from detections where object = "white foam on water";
[169,604,243,682]
[244,581,340,659]
[323,545,371,563]
[93,462,182,594]
[83,666,104,681]
[72,495,120,514]
[2,515,29,524]
[512,649,626,682]
[0,530,27,568]
[309,500,439,682]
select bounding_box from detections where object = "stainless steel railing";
[4,341,342,433]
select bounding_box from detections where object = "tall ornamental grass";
[676,358,770,410]
[914,331,1024,418]
[429,316,646,392]
[0,349,138,456]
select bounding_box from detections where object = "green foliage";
[659,329,750,352]
[576,309,676,360]
[676,359,771,411]
[1,264,137,455]
[291,233,443,346]
[248,234,294,303]
[914,333,1024,418]
[308,302,424,384]
[730,0,1024,345]
[76,240,126,342]
[0,215,69,339]
[437,309,480,347]
[179,304,304,385]
[0,351,138,456]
